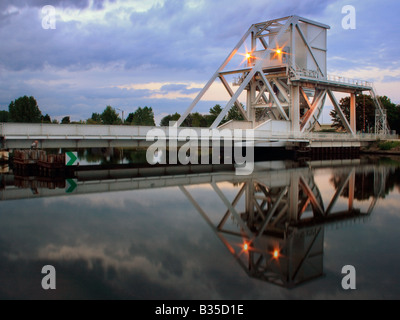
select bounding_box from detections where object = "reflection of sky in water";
[0,164,399,299]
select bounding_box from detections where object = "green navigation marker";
[65,179,77,193]
[65,151,78,166]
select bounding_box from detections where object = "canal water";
[0,151,399,300]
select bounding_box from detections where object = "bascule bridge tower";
[176,15,389,135]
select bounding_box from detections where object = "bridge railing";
[290,67,373,88]
[326,75,372,87]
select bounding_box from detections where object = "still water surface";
[0,153,399,300]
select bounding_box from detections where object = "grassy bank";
[377,140,400,150]
[362,140,400,154]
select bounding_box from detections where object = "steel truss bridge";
[176,15,391,136]
[0,16,396,152]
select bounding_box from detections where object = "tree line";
[0,96,244,127]
[0,96,157,126]
[330,94,400,133]
[1,95,400,133]
[159,104,244,127]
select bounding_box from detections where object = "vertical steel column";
[290,22,296,67]
[290,85,300,132]
[249,31,257,126]
[350,93,356,133]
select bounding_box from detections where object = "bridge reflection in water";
[0,158,392,289]
[181,161,388,288]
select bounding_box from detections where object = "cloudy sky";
[0,0,399,124]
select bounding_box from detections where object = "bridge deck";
[0,123,395,149]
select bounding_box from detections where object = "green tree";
[87,112,101,124]
[0,110,9,122]
[210,104,223,118]
[164,104,245,128]
[227,104,245,121]
[61,116,71,124]
[125,112,134,124]
[205,104,238,126]
[191,112,207,127]
[379,96,400,133]
[41,114,51,123]
[8,96,43,123]
[330,94,376,132]
[180,113,194,127]
[160,112,181,126]
[130,106,155,126]
[205,104,223,127]
[101,106,121,125]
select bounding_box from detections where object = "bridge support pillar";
[290,85,300,133]
[350,93,356,133]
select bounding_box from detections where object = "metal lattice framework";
[176,15,389,135]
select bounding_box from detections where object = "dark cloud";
[0,0,100,11]
[0,0,337,72]
[0,0,399,119]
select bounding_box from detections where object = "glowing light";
[243,243,249,251]
[273,249,279,259]
[245,52,251,59]
[276,49,281,54]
